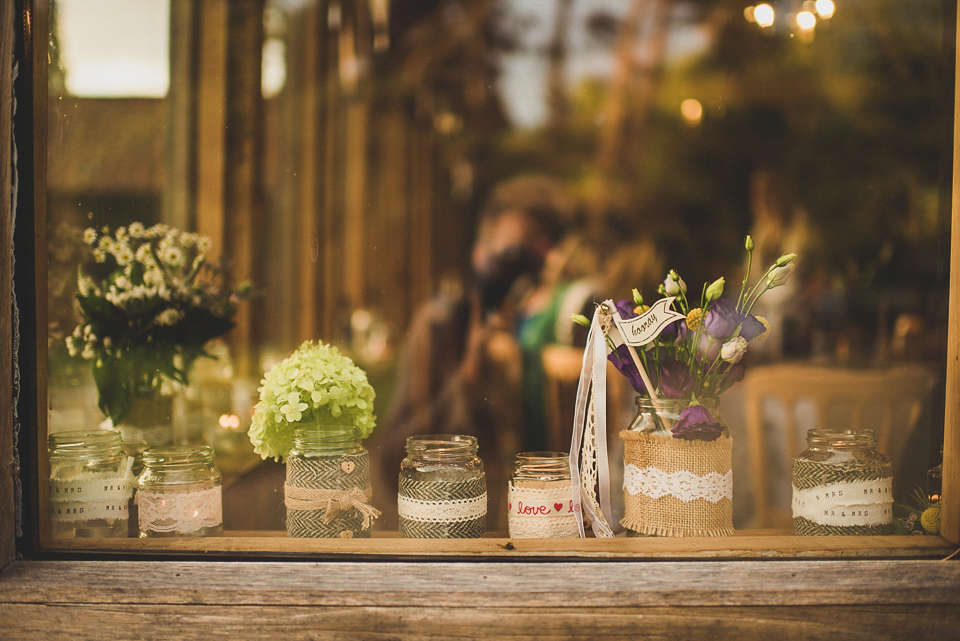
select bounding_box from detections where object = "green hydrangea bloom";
[248,340,376,460]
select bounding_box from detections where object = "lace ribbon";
[623,464,733,504]
[50,463,134,522]
[284,484,381,530]
[397,493,487,523]
[792,478,893,527]
[508,486,579,538]
[569,304,614,538]
[138,486,223,534]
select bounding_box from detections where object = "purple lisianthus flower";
[670,403,724,441]
[720,361,746,387]
[615,298,638,320]
[703,298,765,341]
[608,344,646,394]
[658,356,692,398]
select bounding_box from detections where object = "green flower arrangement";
[67,223,251,425]
[249,340,377,461]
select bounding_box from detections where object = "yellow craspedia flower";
[686,308,703,331]
[634,304,650,315]
[921,506,941,534]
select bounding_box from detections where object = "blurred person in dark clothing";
[370,176,575,531]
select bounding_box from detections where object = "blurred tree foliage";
[374,0,951,357]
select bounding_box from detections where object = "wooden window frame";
[1,1,960,636]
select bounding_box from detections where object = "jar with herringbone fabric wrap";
[284,425,380,538]
[792,429,893,535]
[398,435,487,538]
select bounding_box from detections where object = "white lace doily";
[623,464,733,504]
[138,486,223,534]
[397,493,487,523]
[792,478,893,526]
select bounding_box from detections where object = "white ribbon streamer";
[569,305,615,538]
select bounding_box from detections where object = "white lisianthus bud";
[775,252,797,267]
[632,288,643,306]
[720,336,748,364]
[571,313,591,328]
[745,235,755,251]
[663,273,687,296]
[705,277,725,302]
[766,262,796,289]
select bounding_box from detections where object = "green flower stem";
[738,246,754,311]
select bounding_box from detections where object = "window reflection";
[45,0,951,535]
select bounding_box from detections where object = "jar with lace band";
[48,429,134,538]
[399,435,487,538]
[620,397,733,537]
[137,445,223,537]
[284,424,380,538]
[508,452,578,538]
[792,429,893,535]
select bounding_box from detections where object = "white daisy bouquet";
[67,223,251,425]
[249,340,377,461]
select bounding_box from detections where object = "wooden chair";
[541,344,629,452]
[741,363,936,529]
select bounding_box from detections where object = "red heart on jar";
[554,503,564,512]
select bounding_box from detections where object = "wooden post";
[0,0,15,570]
[941,0,960,546]
[222,0,265,376]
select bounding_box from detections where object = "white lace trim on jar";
[507,485,579,537]
[623,464,733,504]
[138,486,223,534]
[792,478,893,527]
[50,473,133,522]
[397,493,487,523]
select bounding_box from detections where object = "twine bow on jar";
[283,484,381,530]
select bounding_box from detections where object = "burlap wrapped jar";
[620,398,733,537]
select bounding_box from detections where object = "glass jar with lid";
[791,429,893,535]
[48,429,134,538]
[284,424,379,538]
[508,451,578,538]
[398,435,487,538]
[137,445,223,537]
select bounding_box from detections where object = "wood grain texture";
[2,560,959,640]
[35,532,960,560]
[1,604,958,641]
[943,0,960,546]
[3,559,960,607]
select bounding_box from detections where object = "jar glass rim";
[143,445,215,467]
[806,428,877,447]
[48,429,122,453]
[405,434,477,455]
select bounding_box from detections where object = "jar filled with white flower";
[67,223,251,446]
[248,341,380,538]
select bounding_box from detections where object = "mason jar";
[284,424,379,538]
[508,451,578,538]
[792,429,893,535]
[398,435,487,538]
[137,445,223,537]
[48,429,133,538]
